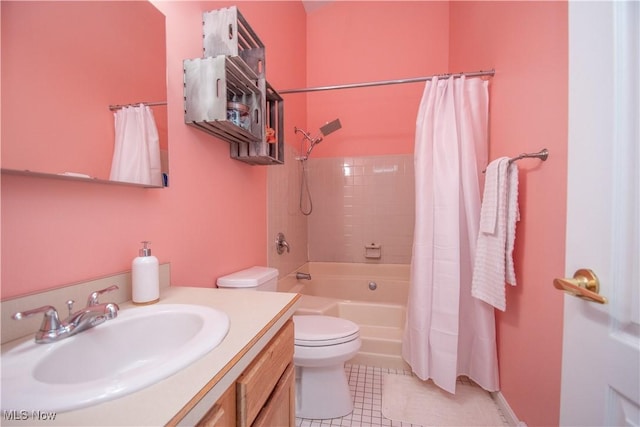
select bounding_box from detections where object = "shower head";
[319,118,342,137]
[294,118,342,160]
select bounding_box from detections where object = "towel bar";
[483,148,549,173]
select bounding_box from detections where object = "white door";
[560,1,639,426]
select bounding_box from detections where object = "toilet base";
[295,364,353,419]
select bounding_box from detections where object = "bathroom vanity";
[186,320,295,427]
[0,285,300,426]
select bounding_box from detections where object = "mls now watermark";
[3,410,57,421]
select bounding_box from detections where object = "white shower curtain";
[402,76,499,394]
[110,104,162,186]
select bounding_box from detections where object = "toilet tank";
[216,266,279,291]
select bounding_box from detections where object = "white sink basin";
[1,303,229,412]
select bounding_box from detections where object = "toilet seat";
[293,315,360,347]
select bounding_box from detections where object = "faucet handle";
[66,300,75,317]
[276,232,290,254]
[86,285,119,307]
[13,305,64,342]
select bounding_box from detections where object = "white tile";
[297,363,510,427]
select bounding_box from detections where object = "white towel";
[505,162,519,285]
[471,157,520,311]
[479,158,502,234]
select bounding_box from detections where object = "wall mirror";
[1,1,168,188]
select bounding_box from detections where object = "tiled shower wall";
[306,155,415,264]
[267,143,309,276]
[268,150,414,276]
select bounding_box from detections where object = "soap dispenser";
[132,241,159,305]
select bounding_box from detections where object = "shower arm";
[294,120,340,160]
[294,127,323,158]
[294,127,321,144]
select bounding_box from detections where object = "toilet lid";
[293,315,360,347]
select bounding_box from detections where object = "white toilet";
[217,266,361,419]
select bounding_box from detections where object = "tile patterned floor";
[296,364,509,427]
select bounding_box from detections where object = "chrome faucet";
[296,272,312,280]
[12,285,120,344]
[276,232,290,255]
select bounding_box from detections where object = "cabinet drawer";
[237,319,294,427]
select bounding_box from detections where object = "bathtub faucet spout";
[296,272,312,281]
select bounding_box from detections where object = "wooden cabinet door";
[251,363,295,427]
[196,383,236,427]
[237,320,294,427]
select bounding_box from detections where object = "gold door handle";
[553,269,607,304]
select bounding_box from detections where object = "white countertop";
[1,287,300,426]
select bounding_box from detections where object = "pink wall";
[1,1,307,299]
[303,1,450,158]
[450,2,568,426]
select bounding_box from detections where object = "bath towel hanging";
[109,104,162,186]
[471,158,520,311]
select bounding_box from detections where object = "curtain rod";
[279,69,495,94]
[109,101,167,111]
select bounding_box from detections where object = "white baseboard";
[491,391,527,426]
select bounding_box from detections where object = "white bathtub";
[279,262,410,370]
